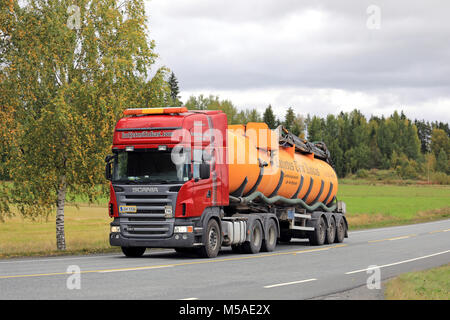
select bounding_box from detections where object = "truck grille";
[115,186,179,239]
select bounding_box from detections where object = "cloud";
[145,0,450,122]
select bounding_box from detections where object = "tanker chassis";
[105,107,348,258]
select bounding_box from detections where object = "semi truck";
[105,106,348,258]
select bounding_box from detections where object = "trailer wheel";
[261,219,277,252]
[325,217,336,244]
[308,216,326,246]
[242,220,263,254]
[197,219,221,258]
[335,218,346,243]
[121,247,146,257]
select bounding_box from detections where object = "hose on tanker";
[229,192,337,213]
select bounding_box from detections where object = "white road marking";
[345,250,450,275]
[98,265,174,273]
[179,297,199,300]
[264,278,317,289]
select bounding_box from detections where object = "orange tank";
[227,123,338,205]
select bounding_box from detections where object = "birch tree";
[0,0,163,250]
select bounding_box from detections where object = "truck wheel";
[121,247,146,257]
[197,219,221,258]
[325,217,336,244]
[335,218,346,243]
[308,216,326,246]
[242,220,263,254]
[261,219,277,252]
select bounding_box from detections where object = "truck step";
[291,226,315,231]
[294,213,311,219]
[193,243,204,246]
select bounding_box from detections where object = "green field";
[339,183,450,229]
[384,264,450,300]
[0,183,449,258]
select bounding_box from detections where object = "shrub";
[356,169,369,178]
[430,172,450,185]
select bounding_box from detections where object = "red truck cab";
[106,107,229,256]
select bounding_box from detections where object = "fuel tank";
[227,123,338,205]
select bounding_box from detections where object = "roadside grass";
[0,183,448,259]
[0,205,118,259]
[384,264,450,300]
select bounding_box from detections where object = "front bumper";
[109,232,198,248]
[109,217,203,248]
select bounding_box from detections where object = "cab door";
[192,148,213,214]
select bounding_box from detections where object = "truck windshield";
[112,149,190,184]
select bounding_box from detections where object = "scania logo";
[132,187,159,193]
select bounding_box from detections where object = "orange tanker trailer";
[106,108,347,258]
[224,122,346,249]
[227,123,338,206]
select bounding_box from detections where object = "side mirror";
[199,163,210,180]
[105,162,112,181]
[105,154,114,163]
[105,154,116,181]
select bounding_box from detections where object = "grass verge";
[0,205,115,259]
[384,264,450,300]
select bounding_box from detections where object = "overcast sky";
[144,0,450,122]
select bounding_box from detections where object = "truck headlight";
[164,206,173,218]
[174,226,193,233]
[111,226,120,233]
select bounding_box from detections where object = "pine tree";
[168,72,181,106]
[284,107,296,132]
[263,105,276,129]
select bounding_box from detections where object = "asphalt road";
[0,219,449,300]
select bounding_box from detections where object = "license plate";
[119,205,137,213]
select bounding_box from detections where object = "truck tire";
[121,247,146,257]
[325,216,336,244]
[335,217,346,243]
[197,219,221,258]
[242,220,263,254]
[308,216,326,246]
[261,219,277,252]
